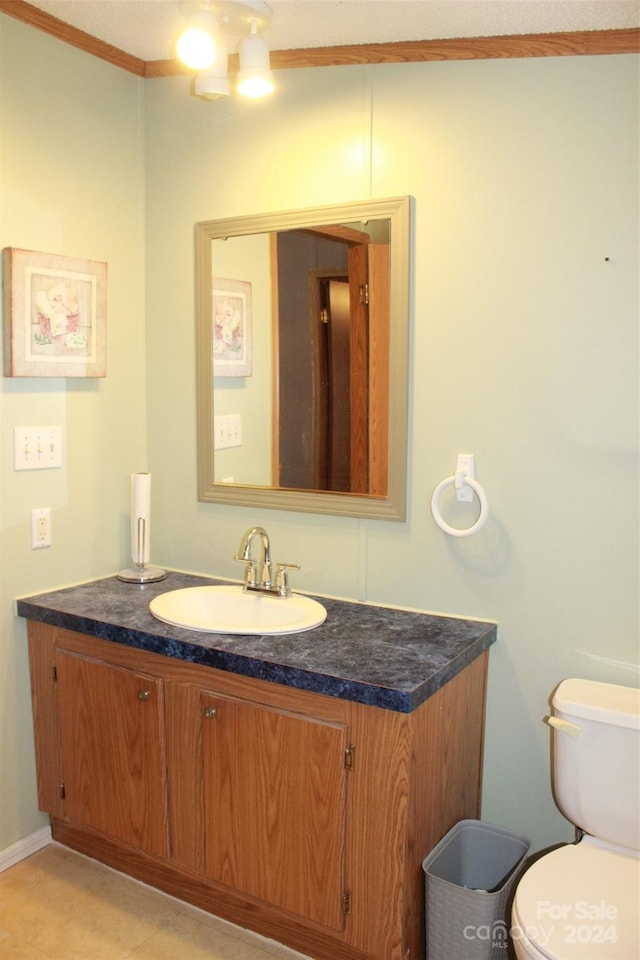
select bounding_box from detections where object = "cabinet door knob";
[137,689,151,701]
[204,706,217,719]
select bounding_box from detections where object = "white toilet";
[511,678,640,960]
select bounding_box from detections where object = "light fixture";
[176,7,218,71]
[194,38,230,99]
[236,18,274,98]
[176,1,274,101]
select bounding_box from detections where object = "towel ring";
[431,472,489,538]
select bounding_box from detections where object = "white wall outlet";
[31,508,52,549]
[14,426,63,470]
[214,414,242,450]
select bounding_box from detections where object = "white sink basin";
[149,585,327,635]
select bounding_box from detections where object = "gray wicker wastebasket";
[423,819,529,960]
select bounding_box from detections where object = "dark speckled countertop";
[18,572,496,713]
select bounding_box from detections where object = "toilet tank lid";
[553,678,640,729]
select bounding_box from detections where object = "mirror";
[196,196,411,520]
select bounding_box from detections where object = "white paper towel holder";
[118,473,166,583]
[118,567,166,583]
[118,562,167,584]
[118,563,167,584]
[117,516,167,583]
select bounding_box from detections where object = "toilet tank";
[551,678,640,851]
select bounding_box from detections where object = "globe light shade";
[176,10,218,70]
[236,28,274,98]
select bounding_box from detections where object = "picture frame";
[212,278,252,377]
[3,247,107,377]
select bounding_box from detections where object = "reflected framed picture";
[212,278,252,378]
[3,247,107,377]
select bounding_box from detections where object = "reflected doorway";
[315,273,351,492]
[274,227,378,495]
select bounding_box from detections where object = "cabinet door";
[201,692,347,931]
[56,649,168,859]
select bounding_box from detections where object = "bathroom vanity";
[20,572,495,960]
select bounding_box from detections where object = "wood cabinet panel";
[27,622,65,819]
[164,679,205,874]
[56,649,169,859]
[344,703,409,958]
[201,691,347,931]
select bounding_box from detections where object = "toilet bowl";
[512,837,639,959]
[511,679,640,960]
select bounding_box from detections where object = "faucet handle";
[274,562,301,597]
[234,555,257,587]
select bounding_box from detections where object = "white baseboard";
[0,826,52,873]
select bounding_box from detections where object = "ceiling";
[22,0,640,63]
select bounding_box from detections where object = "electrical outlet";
[31,508,52,549]
[14,426,63,470]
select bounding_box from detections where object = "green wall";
[144,55,639,852]
[1,11,638,856]
[0,17,147,849]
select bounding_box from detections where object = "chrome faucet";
[234,526,300,598]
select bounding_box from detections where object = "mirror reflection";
[196,197,410,521]
[274,219,390,496]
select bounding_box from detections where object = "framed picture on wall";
[3,247,107,377]
[212,278,252,378]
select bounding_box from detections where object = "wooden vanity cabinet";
[55,648,168,859]
[199,691,348,930]
[27,620,488,960]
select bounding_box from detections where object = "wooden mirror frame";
[196,196,411,520]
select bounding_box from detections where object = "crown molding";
[1,1,638,80]
[0,0,146,72]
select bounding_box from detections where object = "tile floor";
[0,844,312,960]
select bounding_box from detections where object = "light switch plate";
[214,414,242,450]
[14,426,62,470]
